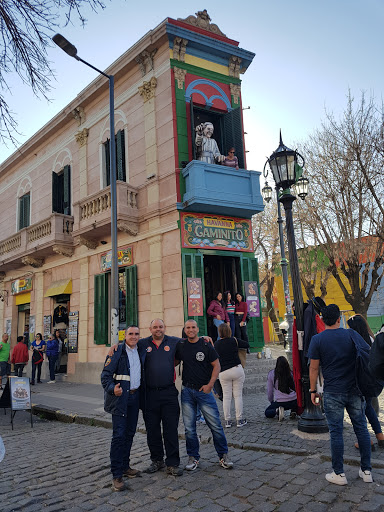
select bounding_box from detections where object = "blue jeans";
[213,318,224,340]
[323,392,371,474]
[265,399,298,418]
[110,391,139,478]
[365,397,382,435]
[181,386,228,459]
[48,356,57,381]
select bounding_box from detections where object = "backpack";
[350,332,383,398]
[369,333,384,382]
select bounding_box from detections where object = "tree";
[0,0,106,144]
[297,91,384,317]
[252,199,281,329]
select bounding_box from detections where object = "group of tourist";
[0,329,65,388]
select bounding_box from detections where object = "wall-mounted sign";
[5,319,11,336]
[181,213,253,252]
[11,277,33,295]
[68,311,79,353]
[101,246,133,272]
[43,315,52,340]
[245,281,260,317]
[187,278,203,316]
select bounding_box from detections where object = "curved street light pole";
[52,34,119,346]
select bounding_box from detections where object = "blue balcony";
[177,160,264,219]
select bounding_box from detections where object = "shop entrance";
[203,254,242,339]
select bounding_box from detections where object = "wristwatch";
[309,389,317,394]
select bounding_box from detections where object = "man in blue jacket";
[101,325,146,492]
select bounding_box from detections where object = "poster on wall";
[29,315,35,342]
[101,246,133,272]
[244,281,260,317]
[11,277,33,295]
[68,311,79,353]
[10,376,31,411]
[181,213,253,252]
[43,315,52,339]
[187,278,203,316]
[5,319,11,336]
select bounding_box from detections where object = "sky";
[0,0,383,179]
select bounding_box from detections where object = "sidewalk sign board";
[8,376,33,429]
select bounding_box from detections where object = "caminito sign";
[181,213,253,252]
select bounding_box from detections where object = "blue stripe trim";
[185,79,232,111]
[166,23,255,70]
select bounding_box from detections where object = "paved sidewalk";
[6,374,384,468]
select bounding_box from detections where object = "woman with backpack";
[348,315,384,450]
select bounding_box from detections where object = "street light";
[53,34,119,346]
[264,132,328,433]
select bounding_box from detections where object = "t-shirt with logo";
[175,337,218,389]
[139,335,181,388]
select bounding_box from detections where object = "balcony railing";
[73,181,138,236]
[178,160,264,219]
[0,213,74,269]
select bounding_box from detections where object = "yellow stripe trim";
[15,292,31,305]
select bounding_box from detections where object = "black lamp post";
[52,34,120,346]
[263,132,328,433]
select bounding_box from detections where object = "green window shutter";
[125,265,138,326]
[19,193,30,229]
[104,139,111,187]
[182,252,207,335]
[240,256,264,351]
[94,273,109,345]
[63,165,71,215]
[222,107,245,169]
[116,130,126,182]
[52,172,59,213]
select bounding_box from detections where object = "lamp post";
[261,182,294,364]
[53,34,119,345]
[263,132,328,433]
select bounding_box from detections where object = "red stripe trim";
[168,19,239,46]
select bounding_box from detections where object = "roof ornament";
[178,9,226,37]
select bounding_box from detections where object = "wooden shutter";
[19,194,30,229]
[94,273,109,345]
[240,256,264,351]
[190,99,197,160]
[52,172,60,213]
[105,139,111,187]
[116,130,126,182]
[222,107,245,169]
[125,265,138,326]
[182,252,207,335]
[63,165,71,215]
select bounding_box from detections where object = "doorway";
[203,254,241,339]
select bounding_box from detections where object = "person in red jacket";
[207,292,229,340]
[11,336,29,377]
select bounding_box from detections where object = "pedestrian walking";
[176,319,234,471]
[11,336,29,377]
[101,326,145,492]
[46,334,59,383]
[30,333,45,385]
[308,304,373,485]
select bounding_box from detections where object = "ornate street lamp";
[264,132,327,433]
[261,182,273,203]
[53,34,120,345]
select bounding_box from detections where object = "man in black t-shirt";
[175,319,233,471]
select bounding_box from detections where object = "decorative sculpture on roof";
[178,10,226,37]
[195,122,225,164]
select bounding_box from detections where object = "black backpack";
[369,332,384,382]
[350,332,383,398]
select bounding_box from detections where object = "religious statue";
[195,122,225,164]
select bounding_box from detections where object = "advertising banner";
[11,277,33,295]
[187,278,203,316]
[181,213,253,252]
[244,281,260,317]
[10,377,31,411]
[68,311,79,353]
[101,246,133,272]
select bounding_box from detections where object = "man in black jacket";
[101,325,146,492]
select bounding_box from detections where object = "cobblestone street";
[1,412,384,512]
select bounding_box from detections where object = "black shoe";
[31,381,35,385]
[166,466,183,476]
[144,460,165,473]
[37,380,42,383]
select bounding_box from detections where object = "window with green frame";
[104,129,126,187]
[94,265,137,345]
[18,193,30,230]
[52,165,71,215]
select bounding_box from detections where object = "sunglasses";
[229,151,235,154]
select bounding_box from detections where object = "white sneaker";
[359,468,373,483]
[47,380,56,384]
[278,406,284,422]
[225,420,232,428]
[325,471,348,486]
[185,457,199,471]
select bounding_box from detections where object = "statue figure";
[195,122,225,164]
